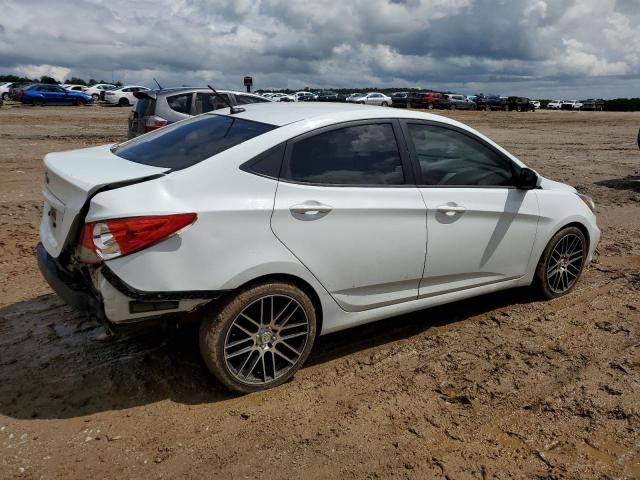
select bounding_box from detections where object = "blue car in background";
[20,84,94,106]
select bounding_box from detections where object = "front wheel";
[381,101,388,107]
[535,226,587,299]
[1,93,7,101]
[75,98,86,106]
[485,105,491,111]
[450,104,456,110]
[199,281,317,393]
[427,103,434,110]
[118,97,129,107]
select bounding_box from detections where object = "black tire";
[118,97,129,107]
[471,104,477,111]
[75,98,86,106]
[199,281,317,393]
[1,92,7,101]
[516,105,522,112]
[534,226,587,299]
[485,105,491,111]
[427,103,434,110]
[450,104,456,110]
[92,94,99,101]
[32,98,45,106]
[505,104,510,112]
[381,101,388,107]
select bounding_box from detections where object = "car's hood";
[538,176,577,193]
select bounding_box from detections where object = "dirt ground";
[0,104,638,480]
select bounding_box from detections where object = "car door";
[46,86,67,104]
[271,121,426,312]
[401,121,539,297]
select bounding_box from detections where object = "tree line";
[0,74,122,87]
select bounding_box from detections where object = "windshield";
[113,114,276,170]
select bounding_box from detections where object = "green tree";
[39,75,59,84]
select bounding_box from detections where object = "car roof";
[137,87,267,100]
[209,102,465,128]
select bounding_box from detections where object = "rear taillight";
[78,213,197,264]
[144,115,168,132]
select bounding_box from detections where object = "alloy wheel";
[546,233,585,294]
[223,295,310,385]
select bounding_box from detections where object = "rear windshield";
[133,96,156,117]
[113,114,276,170]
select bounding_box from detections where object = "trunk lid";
[40,144,169,258]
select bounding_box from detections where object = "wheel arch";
[234,273,324,337]
[556,221,591,252]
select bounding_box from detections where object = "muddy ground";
[0,104,638,479]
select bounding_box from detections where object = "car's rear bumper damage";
[36,243,216,325]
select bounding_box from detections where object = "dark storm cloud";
[0,0,637,98]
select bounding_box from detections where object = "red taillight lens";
[144,115,168,132]
[79,213,196,264]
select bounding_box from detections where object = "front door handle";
[437,205,466,216]
[290,202,333,215]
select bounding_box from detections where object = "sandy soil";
[0,104,639,479]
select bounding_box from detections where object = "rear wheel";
[118,97,129,107]
[485,105,491,111]
[199,281,317,393]
[450,104,456,110]
[535,226,587,299]
[427,103,434,110]
[516,105,522,112]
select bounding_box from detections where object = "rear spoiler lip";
[133,91,157,100]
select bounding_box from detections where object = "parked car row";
[0,81,122,105]
[547,99,604,111]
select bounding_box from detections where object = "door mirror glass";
[517,167,538,189]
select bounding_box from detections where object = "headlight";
[576,193,596,213]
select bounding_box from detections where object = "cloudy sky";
[1,0,639,98]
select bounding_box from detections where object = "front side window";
[407,124,515,187]
[194,93,230,114]
[167,93,192,114]
[285,123,405,185]
[236,95,270,105]
[113,114,276,170]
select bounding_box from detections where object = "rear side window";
[113,115,276,170]
[406,124,515,186]
[284,123,404,185]
[167,93,192,114]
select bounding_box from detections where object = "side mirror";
[517,167,539,190]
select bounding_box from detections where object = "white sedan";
[84,83,117,101]
[37,103,600,392]
[356,92,392,106]
[103,85,149,107]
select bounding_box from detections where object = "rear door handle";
[437,205,466,216]
[290,202,333,215]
